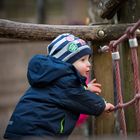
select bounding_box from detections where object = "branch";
[0,19,139,42]
[99,0,127,19]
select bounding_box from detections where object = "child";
[4,33,114,140]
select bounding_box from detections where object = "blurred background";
[0,0,89,24]
[1,0,139,140]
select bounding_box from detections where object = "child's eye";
[81,58,85,61]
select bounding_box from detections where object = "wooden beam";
[0,19,139,42]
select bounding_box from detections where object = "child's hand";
[87,79,102,94]
[104,103,115,113]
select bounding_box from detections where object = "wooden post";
[117,0,140,134]
[92,45,115,135]
[88,0,115,136]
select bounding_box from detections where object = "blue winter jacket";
[4,55,106,139]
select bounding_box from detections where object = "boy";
[4,33,114,140]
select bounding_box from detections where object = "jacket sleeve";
[58,87,106,116]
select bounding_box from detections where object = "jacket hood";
[27,54,84,87]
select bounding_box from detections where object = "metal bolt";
[136,29,140,34]
[99,2,103,7]
[98,30,105,38]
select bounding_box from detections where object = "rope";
[114,94,140,110]
[128,32,140,136]
[114,57,127,137]
[99,19,140,136]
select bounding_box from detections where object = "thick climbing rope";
[99,19,140,137]
[127,30,140,136]
[110,42,127,138]
[112,48,127,138]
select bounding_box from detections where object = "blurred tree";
[37,0,47,24]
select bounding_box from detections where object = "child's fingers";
[90,79,96,83]
[93,83,101,87]
[93,86,102,93]
[90,79,102,87]
[97,88,102,93]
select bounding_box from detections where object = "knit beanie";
[47,33,92,64]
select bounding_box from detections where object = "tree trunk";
[36,0,47,24]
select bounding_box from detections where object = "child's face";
[73,55,91,77]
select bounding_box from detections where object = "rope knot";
[135,93,140,100]
[125,26,136,39]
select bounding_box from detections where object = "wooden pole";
[88,0,115,136]
[0,19,139,42]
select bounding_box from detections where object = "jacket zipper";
[60,118,65,133]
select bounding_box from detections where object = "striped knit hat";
[47,33,92,64]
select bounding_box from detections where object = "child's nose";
[87,61,91,67]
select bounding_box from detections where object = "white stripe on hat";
[47,34,63,53]
[49,37,67,55]
[52,39,80,58]
[51,33,70,44]
[62,45,90,62]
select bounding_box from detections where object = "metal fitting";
[99,2,103,7]
[136,29,140,34]
[129,38,138,48]
[99,45,109,52]
[112,52,120,60]
[97,30,105,38]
